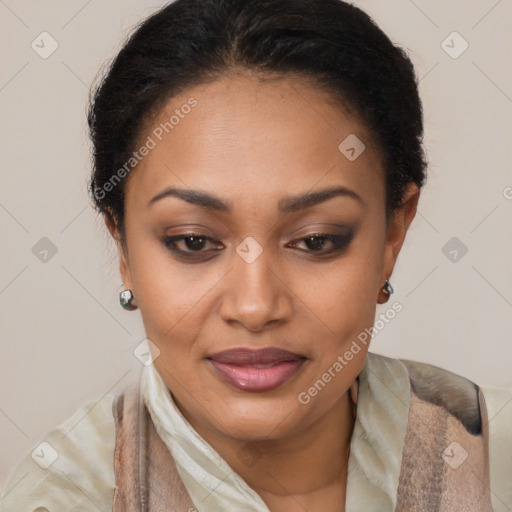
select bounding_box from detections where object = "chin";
[207,398,303,442]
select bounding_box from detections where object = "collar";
[345,352,411,511]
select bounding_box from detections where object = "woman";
[1,0,510,510]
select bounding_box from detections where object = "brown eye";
[162,232,223,258]
[290,231,354,255]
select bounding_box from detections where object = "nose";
[218,242,293,332]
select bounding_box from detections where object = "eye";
[162,232,224,259]
[288,231,354,255]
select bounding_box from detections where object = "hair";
[87,0,427,245]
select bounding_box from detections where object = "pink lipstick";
[206,347,307,392]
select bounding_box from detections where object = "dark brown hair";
[87,0,427,244]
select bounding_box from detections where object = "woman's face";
[111,72,418,442]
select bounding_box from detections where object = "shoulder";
[0,393,116,512]
[398,357,482,435]
[366,352,509,437]
[395,356,512,510]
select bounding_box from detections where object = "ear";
[104,213,134,293]
[379,182,420,292]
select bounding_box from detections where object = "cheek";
[300,228,384,386]
[298,348,367,417]
[126,237,204,349]
[301,282,375,390]
[306,235,383,345]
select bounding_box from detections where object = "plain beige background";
[1,0,511,492]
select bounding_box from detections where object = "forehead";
[125,73,384,211]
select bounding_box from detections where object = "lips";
[206,347,307,392]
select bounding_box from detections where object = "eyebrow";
[147,185,364,213]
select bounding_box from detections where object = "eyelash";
[161,230,354,261]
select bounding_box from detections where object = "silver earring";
[120,289,136,310]
[383,280,394,295]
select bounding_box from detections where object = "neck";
[186,385,357,507]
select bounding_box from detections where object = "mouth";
[206,347,307,392]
